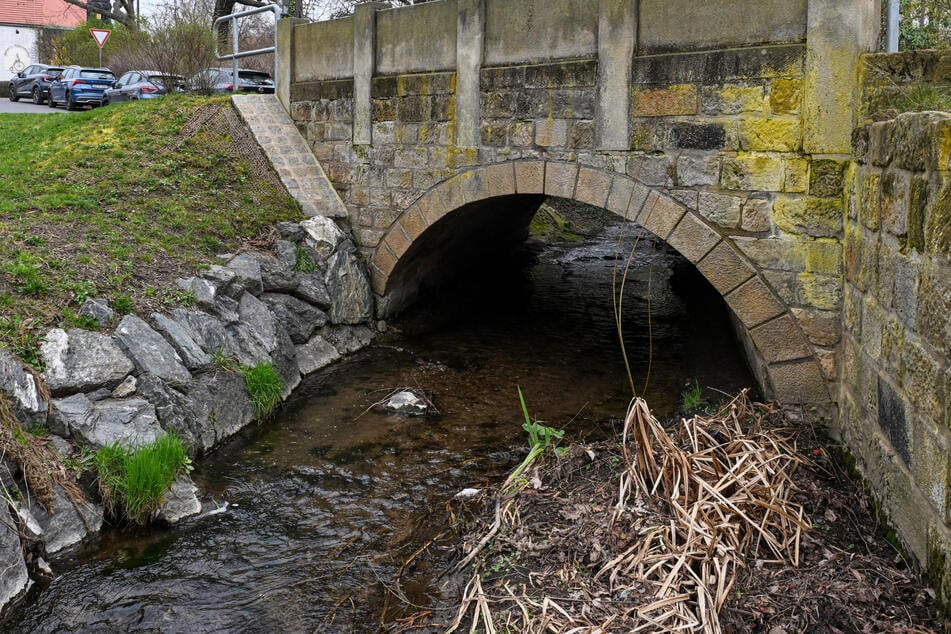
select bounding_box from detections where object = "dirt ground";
[393,394,948,633]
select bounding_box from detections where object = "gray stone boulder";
[41,329,134,396]
[170,309,240,361]
[176,276,220,311]
[294,272,332,309]
[200,265,239,299]
[25,484,104,555]
[78,298,115,325]
[261,293,326,344]
[275,220,304,242]
[0,350,48,426]
[253,251,299,292]
[238,292,278,352]
[111,375,137,398]
[229,323,273,367]
[151,313,212,371]
[51,394,163,449]
[270,325,301,399]
[0,507,29,609]
[135,374,202,453]
[301,216,345,258]
[325,249,374,324]
[156,476,202,524]
[319,324,376,355]
[114,315,192,387]
[225,253,264,297]
[296,335,341,375]
[186,371,255,449]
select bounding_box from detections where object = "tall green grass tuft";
[94,432,192,525]
[242,362,283,419]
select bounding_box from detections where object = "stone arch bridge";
[262,0,882,417]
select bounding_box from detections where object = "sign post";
[89,28,111,67]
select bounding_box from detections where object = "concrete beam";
[353,2,388,145]
[456,0,485,148]
[802,0,881,154]
[277,17,307,112]
[597,0,637,150]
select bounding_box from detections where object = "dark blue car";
[48,65,116,110]
[8,64,64,105]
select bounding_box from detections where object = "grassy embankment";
[0,95,302,367]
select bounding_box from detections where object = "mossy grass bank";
[0,95,303,366]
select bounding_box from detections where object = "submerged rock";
[381,389,431,416]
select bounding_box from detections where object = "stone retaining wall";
[842,111,951,602]
[0,216,376,613]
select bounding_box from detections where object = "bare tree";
[59,0,141,29]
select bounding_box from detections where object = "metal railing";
[213,4,284,94]
[886,0,899,52]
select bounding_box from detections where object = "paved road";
[0,98,68,114]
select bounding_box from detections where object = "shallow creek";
[8,216,756,632]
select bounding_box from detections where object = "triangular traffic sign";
[90,28,111,49]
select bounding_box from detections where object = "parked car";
[48,66,116,110]
[102,70,185,105]
[8,64,64,105]
[188,67,274,94]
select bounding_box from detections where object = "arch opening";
[371,161,832,414]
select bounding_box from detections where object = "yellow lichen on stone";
[770,78,802,114]
[719,85,766,113]
[739,117,802,152]
[784,158,810,193]
[805,238,843,276]
[773,195,843,237]
[799,272,842,310]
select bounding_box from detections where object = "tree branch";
[59,0,137,29]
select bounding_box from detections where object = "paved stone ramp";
[231,94,347,219]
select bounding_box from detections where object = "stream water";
[7,210,756,632]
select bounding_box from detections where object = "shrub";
[94,433,192,525]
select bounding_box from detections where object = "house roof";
[0,0,85,28]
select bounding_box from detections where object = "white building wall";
[1,24,40,79]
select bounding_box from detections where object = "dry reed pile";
[447,390,809,633]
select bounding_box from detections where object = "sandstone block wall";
[843,111,951,600]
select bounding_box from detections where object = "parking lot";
[0,99,68,114]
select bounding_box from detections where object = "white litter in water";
[454,488,481,499]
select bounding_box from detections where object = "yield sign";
[89,28,111,49]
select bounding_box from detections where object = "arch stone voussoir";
[725,276,786,329]
[751,315,813,364]
[575,167,613,209]
[398,206,429,243]
[544,162,579,199]
[514,160,545,194]
[667,212,721,264]
[636,190,686,240]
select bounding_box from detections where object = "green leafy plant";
[503,387,566,493]
[242,362,283,419]
[94,432,192,525]
[111,293,135,315]
[294,246,317,272]
[682,381,704,411]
